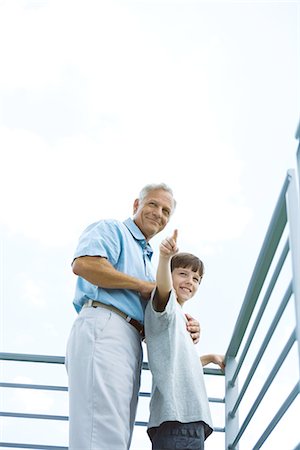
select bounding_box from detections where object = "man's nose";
[152,206,162,217]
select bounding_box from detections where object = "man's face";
[133,189,174,240]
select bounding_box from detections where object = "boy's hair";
[171,252,204,279]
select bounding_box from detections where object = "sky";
[0,0,299,449]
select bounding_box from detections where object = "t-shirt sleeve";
[73,220,122,266]
[145,288,177,334]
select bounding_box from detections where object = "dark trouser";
[148,421,206,450]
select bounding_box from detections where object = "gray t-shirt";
[144,289,213,438]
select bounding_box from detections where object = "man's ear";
[133,198,139,214]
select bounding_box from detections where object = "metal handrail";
[226,174,290,360]
[252,383,300,450]
[0,351,225,449]
[225,160,300,449]
[228,329,296,448]
[229,282,292,416]
[0,352,223,377]
[230,239,289,385]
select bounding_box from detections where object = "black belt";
[85,299,145,339]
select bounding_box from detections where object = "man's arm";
[72,256,155,300]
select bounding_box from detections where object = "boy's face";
[171,266,201,306]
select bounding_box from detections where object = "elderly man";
[66,183,200,450]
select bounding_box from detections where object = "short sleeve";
[144,289,177,334]
[73,220,123,266]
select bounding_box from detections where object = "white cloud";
[21,276,45,308]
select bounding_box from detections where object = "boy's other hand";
[212,354,225,371]
[185,313,200,344]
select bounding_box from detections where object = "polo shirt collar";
[123,217,153,259]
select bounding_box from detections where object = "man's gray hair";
[138,183,176,212]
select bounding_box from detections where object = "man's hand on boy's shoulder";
[185,313,200,344]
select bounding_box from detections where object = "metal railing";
[225,129,300,448]
[0,352,224,449]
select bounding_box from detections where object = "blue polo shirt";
[72,217,155,323]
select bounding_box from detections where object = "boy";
[144,229,225,450]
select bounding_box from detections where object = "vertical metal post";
[225,357,239,449]
[296,120,300,197]
[286,169,300,378]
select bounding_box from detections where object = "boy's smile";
[171,267,201,306]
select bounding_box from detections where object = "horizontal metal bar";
[252,382,300,449]
[142,363,223,376]
[135,420,148,426]
[226,175,290,358]
[208,396,225,404]
[213,427,225,433]
[0,383,151,398]
[230,281,292,416]
[0,354,222,377]
[229,330,296,448]
[0,386,222,406]
[0,382,68,392]
[0,411,68,421]
[203,367,225,376]
[230,239,289,385]
[0,444,67,450]
[0,353,65,365]
[138,391,150,397]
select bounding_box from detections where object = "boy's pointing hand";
[160,229,179,257]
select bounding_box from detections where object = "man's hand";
[139,280,156,300]
[185,313,200,344]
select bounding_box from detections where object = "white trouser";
[65,305,143,450]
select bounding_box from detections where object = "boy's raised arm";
[153,229,178,312]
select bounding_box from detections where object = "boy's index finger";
[172,229,178,243]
